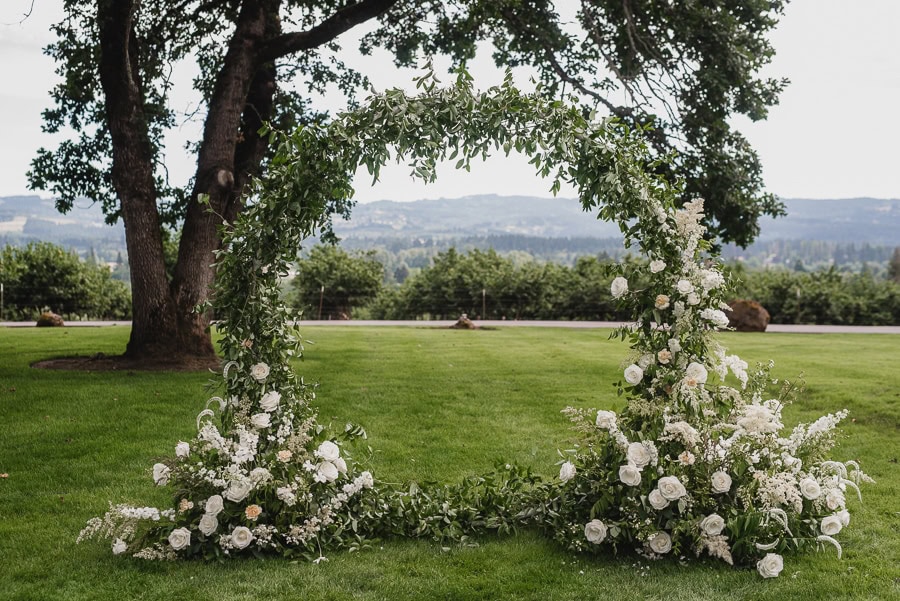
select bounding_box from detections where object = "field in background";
[0,326,897,601]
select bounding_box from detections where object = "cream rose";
[317,461,339,483]
[676,279,694,295]
[700,514,726,537]
[648,489,669,510]
[611,276,629,298]
[175,441,190,458]
[820,515,843,536]
[225,479,252,503]
[678,451,696,466]
[559,461,576,483]
[756,553,784,579]
[684,362,708,385]
[316,440,341,462]
[626,442,652,468]
[245,504,262,520]
[624,364,644,386]
[250,412,271,429]
[198,513,218,536]
[657,349,672,365]
[259,390,281,412]
[168,527,191,551]
[657,476,687,500]
[711,471,732,494]
[205,494,224,516]
[152,463,170,486]
[655,294,670,310]
[277,449,293,462]
[584,519,608,544]
[619,464,642,487]
[595,410,617,429]
[231,526,253,550]
[799,477,821,500]
[648,531,672,554]
[249,362,270,382]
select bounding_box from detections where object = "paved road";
[3,320,899,334]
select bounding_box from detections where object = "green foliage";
[733,267,900,325]
[0,242,131,320]
[290,245,384,319]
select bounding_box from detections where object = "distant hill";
[1,194,897,269]
[333,195,900,245]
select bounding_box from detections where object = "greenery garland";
[78,70,869,576]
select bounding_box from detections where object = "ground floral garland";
[78,70,871,576]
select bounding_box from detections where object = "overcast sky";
[0,0,897,203]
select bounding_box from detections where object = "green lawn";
[0,326,897,601]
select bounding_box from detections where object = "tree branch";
[258,0,398,62]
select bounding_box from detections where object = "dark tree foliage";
[290,245,383,319]
[28,0,787,359]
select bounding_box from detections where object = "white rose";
[648,489,669,510]
[559,461,576,483]
[756,553,784,579]
[624,364,644,386]
[700,308,730,329]
[648,531,672,554]
[711,471,732,494]
[584,519,608,544]
[799,477,821,500]
[112,539,127,555]
[249,362,270,382]
[668,338,682,353]
[657,476,687,500]
[627,442,652,468]
[168,527,191,551]
[611,276,629,298]
[700,269,725,291]
[826,489,845,510]
[198,513,218,536]
[231,526,254,550]
[205,494,224,516]
[250,467,272,484]
[259,390,281,412]
[152,463,170,486]
[225,479,252,503]
[684,362,708,385]
[619,464,642,487]
[316,440,341,462]
[317,461,339,483]
[820,515,843,536]
[837,509,851,527]
[250,413,271,429]
[359,471,374,489]
[175,441,190,458]
[649,260,666,273]
[334,457,348,474]
[595,410,617,430]
[699,514,726,537]
[676,279,694,295]
[687,292,701,306]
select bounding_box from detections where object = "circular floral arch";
[81,71,867,575]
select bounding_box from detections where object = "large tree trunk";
[97,0,180,358]
[168,0,280,359]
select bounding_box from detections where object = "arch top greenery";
[80,71,869,575]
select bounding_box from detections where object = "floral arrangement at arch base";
[76,73,871,578]
[538,199,873,578]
